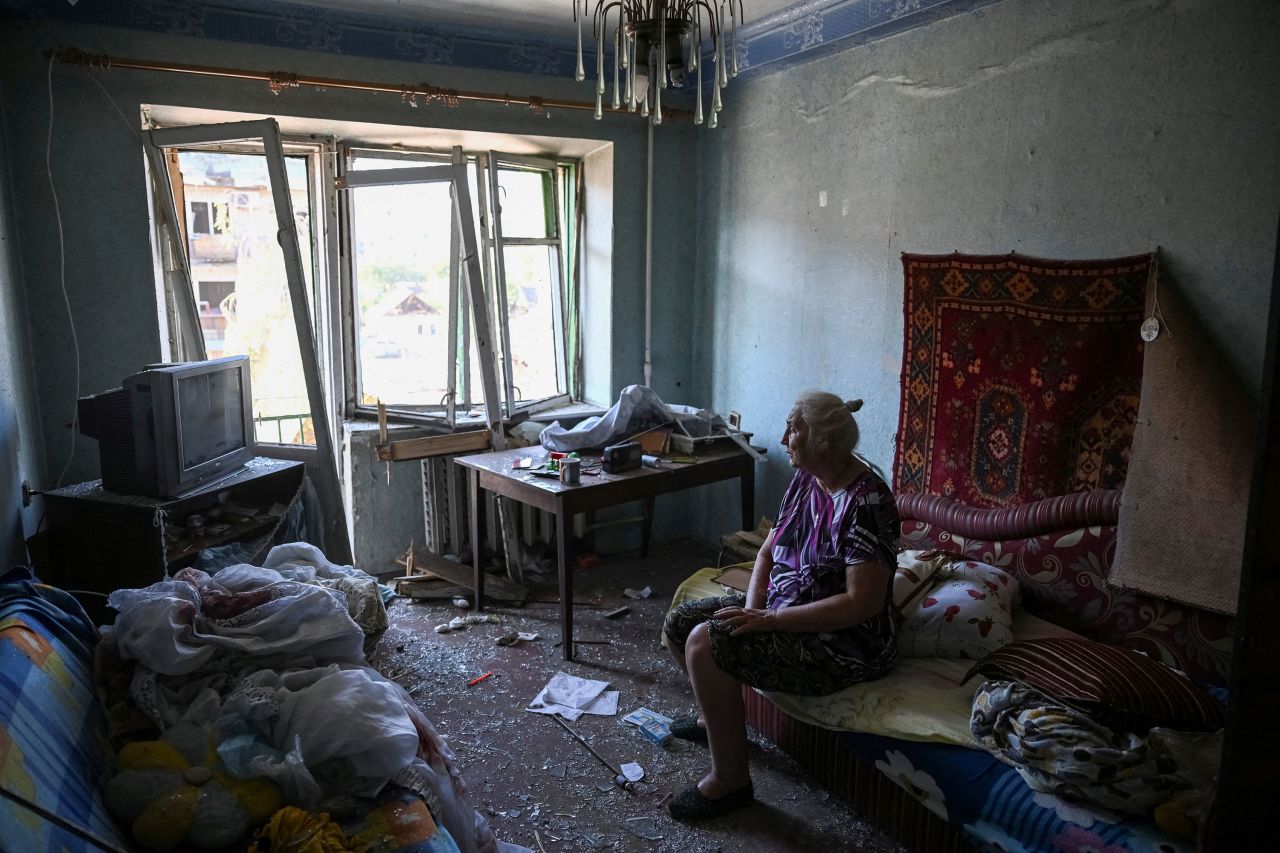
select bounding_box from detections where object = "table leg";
[556,501,574,661]
[640,496,656,558]
[741,460,756,533]
[470,468,484,612]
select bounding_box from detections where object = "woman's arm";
[715,555,892,635]
[744,527,778,610]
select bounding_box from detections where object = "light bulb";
[659,5,668,90]
[596,19,606,95]
[575,9,584,82]
[612,28,621,109]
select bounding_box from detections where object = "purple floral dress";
[664,468,900,696]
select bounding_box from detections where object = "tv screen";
[177,368,247,470]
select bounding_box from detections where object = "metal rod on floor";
[549,714,636,793]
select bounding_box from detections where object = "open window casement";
[146,118,352,563]
[486,152,572,417]
[339,146,578,426]
[339,148,473,426]
[146,146,206,363]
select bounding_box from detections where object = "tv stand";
[34,457,306,607]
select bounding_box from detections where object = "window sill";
[344,401,607,438]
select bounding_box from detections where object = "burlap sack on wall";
[1111,275,1254,615]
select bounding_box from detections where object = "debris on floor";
[527,672,620,719]
[370,540,907,853]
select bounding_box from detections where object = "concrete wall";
[7,0,1275,567]
[691,0,1280,539]
[0,83,45,566]
[0,18,700,569]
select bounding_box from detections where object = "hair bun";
[845,399,864,413]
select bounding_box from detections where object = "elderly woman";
[662,391,900,821]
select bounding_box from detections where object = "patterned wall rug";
[895,252,1152,508]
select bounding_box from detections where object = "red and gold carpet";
[895,252,1152,508]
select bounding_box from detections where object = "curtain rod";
[51,47,688,119]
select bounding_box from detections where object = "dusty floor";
[370,539,907,853]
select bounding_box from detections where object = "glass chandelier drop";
[574,1,744,128]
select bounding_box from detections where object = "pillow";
[892,550,950,614]
[897,558,1020,660]
[963,637,1225,733]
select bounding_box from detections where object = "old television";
[78,356,255,498]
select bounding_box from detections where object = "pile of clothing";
[98,542,511,852]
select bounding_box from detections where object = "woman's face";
[781,408,812,470]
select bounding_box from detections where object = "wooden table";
[454,445,758,660]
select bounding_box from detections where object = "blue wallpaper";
[0,0,997,81]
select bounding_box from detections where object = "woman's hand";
[713,605,775,636]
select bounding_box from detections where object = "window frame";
[485,152,572,416]
[144,118,351,564]
[337,148,462,422]
[340,145,580,426]
[187,199,214,235]
[148,120,587,435]
[152,136,334,448]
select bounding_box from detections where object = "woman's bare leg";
[685,622,750,796]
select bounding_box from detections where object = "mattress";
[665,566,1079,747]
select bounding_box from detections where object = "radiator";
[420,457,584,559]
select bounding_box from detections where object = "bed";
[668,489,1233,852]
[1,546,512,853]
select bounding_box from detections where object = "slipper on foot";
[669,716,708,743]
[668,783,755,821]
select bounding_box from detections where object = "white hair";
[793,390,863,459]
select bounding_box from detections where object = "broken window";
[149,121,584,438]
[343,148,577,422]
[145,118,350,563]
[157,143,322,447]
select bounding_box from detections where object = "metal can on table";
[559,457,581,485]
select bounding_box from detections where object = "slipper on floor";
[669,716,708,743]
[668,782,755,821]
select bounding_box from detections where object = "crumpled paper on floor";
[526,671,620,720]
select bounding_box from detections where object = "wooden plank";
[406,546,530,605]
[377,429,491,462]
[401,583,469,600]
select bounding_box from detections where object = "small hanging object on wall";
[1140,317,1161,342]
[1140,248,1169,343]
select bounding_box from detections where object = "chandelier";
[573,1,744,128]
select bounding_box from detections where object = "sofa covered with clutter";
[0,543,515,853]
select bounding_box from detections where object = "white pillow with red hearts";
[897,558,1020,659]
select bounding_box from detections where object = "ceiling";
[0,0,989,83]
[287,0,801,36]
